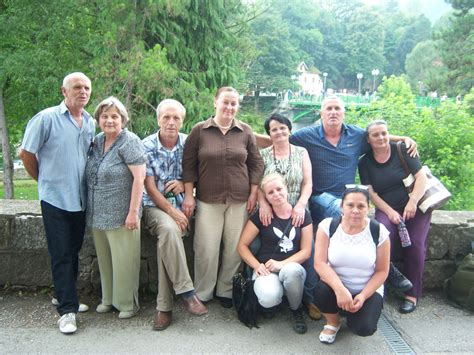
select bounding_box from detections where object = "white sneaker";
[58,313,77,334]
[52,298,89,312]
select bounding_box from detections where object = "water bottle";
[165,191,177,208]
[398,220,411,248]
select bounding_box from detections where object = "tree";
[436,2,474,95]
[246,3,299,96]
[342,6,386,90]
[405,40,449,93]
[0,0,96,198]
[1,0,250,198]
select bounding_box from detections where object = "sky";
[361,0,452,23]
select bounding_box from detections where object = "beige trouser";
[92,226,140,312]
[143,207,194,311]
[194,200,248,301]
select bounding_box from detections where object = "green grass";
[0,178,38,200]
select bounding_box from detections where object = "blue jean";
[41,201,85,315]
[309,192,342,225]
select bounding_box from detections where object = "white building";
[296,61,323,96]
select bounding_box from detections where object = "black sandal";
[399,298,417,314]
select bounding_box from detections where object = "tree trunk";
[0,86,14,199]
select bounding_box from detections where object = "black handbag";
[232,272,259,328]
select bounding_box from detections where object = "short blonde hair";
[94,96,129,126]
[260,173,287,191]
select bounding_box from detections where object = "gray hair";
[93,96,129,126]
[321,95,345,112]
[366,119,388,133]
[156,99,186,119]
[62,72,91,89]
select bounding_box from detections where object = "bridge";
[285,94,453,122]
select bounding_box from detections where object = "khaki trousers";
[194,200,247,301]
[143,207,194,311]
[92,226,140,312]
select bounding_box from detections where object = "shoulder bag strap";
[369,218,380,245]
[329,215,342,238]
[396,141,411,176]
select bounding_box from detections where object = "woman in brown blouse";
[182,87,264,308]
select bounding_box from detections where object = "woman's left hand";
[125,211,139,230]
[349,293,366,313]
[291,204,306,227]
[403,198,417,220]
[265,259,283,272]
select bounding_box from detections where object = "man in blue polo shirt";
[19,72,95,334]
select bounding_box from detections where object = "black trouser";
[302,238,319,304]
[314,280,383,336]
[41,201,85,315]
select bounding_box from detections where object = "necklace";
[273,145,292,175]
[214,118,233,130]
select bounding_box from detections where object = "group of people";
[20,72,432,345]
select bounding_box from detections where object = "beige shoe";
[118,306,140,319]
[96,304,113,313]
[306,302,322,321]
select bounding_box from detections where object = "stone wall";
[0,200,472,292]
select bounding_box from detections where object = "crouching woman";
[237,173,312,334]
[314,185,390,344]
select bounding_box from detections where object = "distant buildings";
[296,61,323,96]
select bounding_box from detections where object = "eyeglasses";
[345,184,368,190]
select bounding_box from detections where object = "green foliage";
[245,2,298,94]
[348,76,474,210]
[405,40,449,93]
[0,178,38,200]
[435,4,474,95]
[1,0,247,144]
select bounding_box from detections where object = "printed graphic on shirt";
[273,226,296,253]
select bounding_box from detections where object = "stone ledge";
[1,200,473,292]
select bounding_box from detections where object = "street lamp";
[357,73,363,96]
[323,72,328,96]
[418,81,423,96]
[371,69,380,93]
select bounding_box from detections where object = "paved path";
[0,290,472,354]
